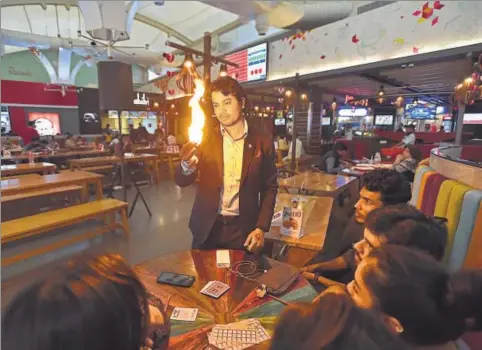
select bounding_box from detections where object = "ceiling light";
[301,93,308,100]
[183,54,194,69]
[285,90,292,97]
[154,102,159,108]
[254,105,259,111]
[331,97,337,110]
[171,104,175,109]
[377,85,385,96]
[219,64,228,77]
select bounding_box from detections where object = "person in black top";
[301,170,412,284]
[318,142,350,174]
[302,203,447,288]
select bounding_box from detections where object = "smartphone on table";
[156,272,195,288]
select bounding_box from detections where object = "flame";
[188,79,206,145]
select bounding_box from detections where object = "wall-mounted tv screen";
[28,112,60,136]
[463,113,482,125]
[405,104,436,119]
[225,42,267,83]
[322,117,331,125]
[274,118,286,126]
[375,115,394,126]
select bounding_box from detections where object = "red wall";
[1,80,78,134]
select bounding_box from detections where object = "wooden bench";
[77,165,113,173]
[1,185,82,203]
[1,199,129,267]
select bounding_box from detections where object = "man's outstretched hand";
[244,228,265,252]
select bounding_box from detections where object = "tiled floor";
[1,180,197,308]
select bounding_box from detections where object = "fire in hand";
[188,79,206,145]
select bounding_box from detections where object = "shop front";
[99,92,164,135]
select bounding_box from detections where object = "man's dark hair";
[334,142,348,153]
[27,121,35,127]
[270,292,410,350]
[2,254,153,350]
[364,204,447,261]
[405,124,415,130]
[360,169,412,205]
[210,76,247,105]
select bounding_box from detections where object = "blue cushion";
[448,190,482,272]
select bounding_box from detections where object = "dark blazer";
[175,123,278,244]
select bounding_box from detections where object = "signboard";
[28,112,61,136]
[225,43,267,83]
[338,108,368,117]
[405,104,436,120]
[463,113,482,125]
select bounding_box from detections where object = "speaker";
[98,61,133,110]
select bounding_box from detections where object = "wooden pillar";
[203,32,213,131]
[455,104,466,145]
[306,88,323,154]
[290,73,300,171]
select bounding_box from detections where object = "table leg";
[168,155,175,180]
[95,180,104,200]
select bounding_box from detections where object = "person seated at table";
[2,254,170,350]
[317,143,350,174]
[64,132,76,148]
[303,204,447,287]
[394,124,416,147]
[270,289,410,350]
[25,136,47,152]
[346,245,482,350]
[392,145,422,182]
[310,169,411,265]
[283,135,304,163]
[137,123,150,141]
[76,136,87,146]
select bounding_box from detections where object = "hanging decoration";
[453,53,482,105]
[176,54,198,95]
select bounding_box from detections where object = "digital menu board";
[405,104,436,119]
[225,43,267,83]
[28,112,61,136]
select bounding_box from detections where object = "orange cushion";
[463,204,482,269]
[416,170,436,209]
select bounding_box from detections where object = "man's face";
[354,187,384,224]
[212,91,243,127]
[353,228,386,265]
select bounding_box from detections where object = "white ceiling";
[0,0,258,67]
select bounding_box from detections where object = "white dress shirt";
[219,121,248,216]
[181,120,248,216]
[402,133,416,145]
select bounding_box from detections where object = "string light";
[285,90,292,97]
[301,93,308,100]
[154,102,159,108]
[254,105,259,111]
[171,104,175,109]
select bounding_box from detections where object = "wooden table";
[134,250,318,350]
[279,171,357,197]
[69,153,157,169]
[1,171,104,200]
[69,153,159,182]
[265,193,333,251]
[1,162,57,177]
[3,150,109,162]
[133,147,179,180]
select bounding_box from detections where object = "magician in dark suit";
[175,77,278,251]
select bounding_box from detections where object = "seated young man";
[302,204,447,287]
[333,169,412,257]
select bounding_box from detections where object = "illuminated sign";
[345,95,369,106]
[225,43,267,83]
[134,92,149,106]
[338,108,368,117]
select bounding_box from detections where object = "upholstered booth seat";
[463,204,482,269]
[416,170,436,209]
[411,165,432,206]
[434,180,459,218]
[420,174,448,216]
[441,183,473,263]
[448,190,482,272]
